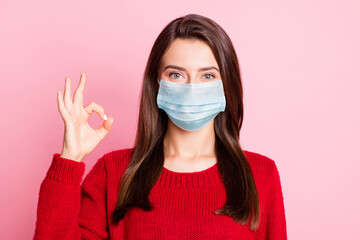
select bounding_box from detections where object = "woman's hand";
[57,72,114,162]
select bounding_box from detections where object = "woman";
[34,13,287,239]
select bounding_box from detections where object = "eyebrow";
[163,65,220,73]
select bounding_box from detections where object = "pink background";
[0,0,359,239]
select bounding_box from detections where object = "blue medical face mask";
[156,79,226,131]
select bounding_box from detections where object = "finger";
[64,77,72,108]
[57,90,71,120]
[74,71,86,107]
[83,101,107,121]
[96,116,113,140]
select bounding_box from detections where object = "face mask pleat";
[164,103,225,121]
[157,99,225,112]
[169,111,222,131]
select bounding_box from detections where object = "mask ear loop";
[156,79,160,92]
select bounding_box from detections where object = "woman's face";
[158,38,221,84]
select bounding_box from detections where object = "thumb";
[97,117,114,140]
[104,116,114,131]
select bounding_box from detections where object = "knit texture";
[33,148,287,239]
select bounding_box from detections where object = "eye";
[169,72,183,79]
[203,73,215,79]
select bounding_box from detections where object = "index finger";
[74,71,87,106]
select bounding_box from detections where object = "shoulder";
[243,149,276,171]
[99,147,134,177]
[242,149,280,189]
[103,147,134,162]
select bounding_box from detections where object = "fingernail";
[104,114,108,120]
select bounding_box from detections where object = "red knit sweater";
[34,148,287,239]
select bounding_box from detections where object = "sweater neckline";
[157,162,222,188]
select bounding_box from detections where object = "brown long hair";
[112,13,260,231]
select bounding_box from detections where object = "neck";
[163,119,216,162]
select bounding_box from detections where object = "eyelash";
[169,72,215,79]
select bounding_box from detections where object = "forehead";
[160,38,219,71]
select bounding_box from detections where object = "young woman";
[34,14,287,239]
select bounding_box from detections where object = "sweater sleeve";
[261,161,288,239]
[33,153,109,240]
